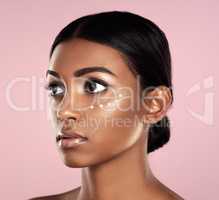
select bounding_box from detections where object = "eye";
[44,82,65,97]
[84,78,108,94]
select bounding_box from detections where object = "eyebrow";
[46,66,117,78]
[46,70,60,78]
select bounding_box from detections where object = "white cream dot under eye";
[88,93,124,110]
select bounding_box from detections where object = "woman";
[31,11,184,200]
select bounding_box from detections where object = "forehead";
[48,38,135,82]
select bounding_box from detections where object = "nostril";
[62,118,76,130]
[69,116,77,121]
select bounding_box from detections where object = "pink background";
[1,1,218,199]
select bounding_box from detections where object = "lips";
[56,131,88,142]
[56,131,88,149]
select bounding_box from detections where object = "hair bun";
[147,116,170,153]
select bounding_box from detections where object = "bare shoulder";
[164,191,184,200]
[28,186,81,200]
[150,190,184,200]
[149,178,184,200]
[159,185,184,200]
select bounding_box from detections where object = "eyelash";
[84,77,108,95]
[44,81,65,97]
[44,78,108,97]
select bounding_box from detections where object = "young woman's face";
[46,38,147,167]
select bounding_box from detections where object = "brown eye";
[44,82,65,97]
[84,78,108,94]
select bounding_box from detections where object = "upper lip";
[56,131,88,142]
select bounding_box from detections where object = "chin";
[58,151,90,168]
[63,159,88,168]
[59,148,122,168]
[58,151,102,168]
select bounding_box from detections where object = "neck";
[77,133,155,200]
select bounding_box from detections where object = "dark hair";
[49,11,173,153]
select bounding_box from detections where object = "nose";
[56,94,81,125]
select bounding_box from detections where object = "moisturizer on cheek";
[79,92,125,136]
[88,93,123,111]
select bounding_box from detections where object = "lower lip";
[57,137,88,149]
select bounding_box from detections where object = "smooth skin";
[30,38,183,200]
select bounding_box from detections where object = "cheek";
[86,94,143,159]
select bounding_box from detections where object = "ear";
[142,86,172,124]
